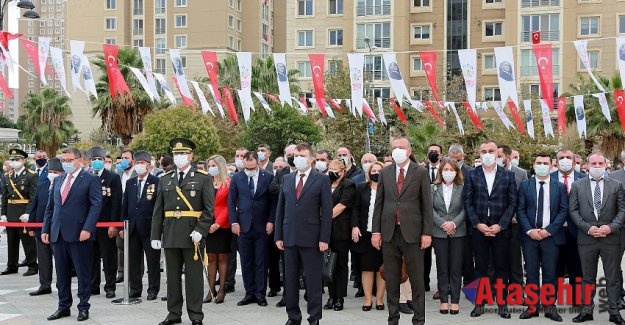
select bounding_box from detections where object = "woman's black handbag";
[321,250,338,282]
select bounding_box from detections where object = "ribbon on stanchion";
[0,221,124,228]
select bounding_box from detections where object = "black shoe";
[77,310,89,322]
[362,304,372,311]
[0,268,17,275]
[323,297,335,310]
[399,303,413,314]
[376,304,385,310]
[161,296,167,301]
[308,320,319,325]
[572,313,593,323]
[91,289,100,295]
[350,272,356,281]
[333,298,344,311]
[23,269,38,276]
[545,311,563,322]
[191,321,202,325]
[147,293,157,301]
[224,284,235,293]
[47,309,70,320]
[519,307,539,319]
[158,318,182,325]
[18,260,27,267]
[29,287,52,296]
[284,319,301,325]
[425,284,430,292]
[268,289,279,297]
[498,306,511,319]
[276,297,286,307]
[406,300,413,310]
[470,305,484,317]
[610,314,625,325]
[354,288,364,298]
[237,295,257,306]
[257,298,268,306]
[115,276,123,283]
[432,291,440,300]
[106,291,115,298]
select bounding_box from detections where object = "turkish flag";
[299,96,309,110]
[0,32,21,49]
[557,97,567,134]
[507,100,526,134]
[201,51,222,105]
[308,54,327,117]
[173,76,194,107]
[389,98,407,124]
[0,72,13,100]
[362,101,377,122]
[222,87,239,125]
[463,102,484,130]
[20,39,41,77]
[532,31,541,44]
[419,51,443,108]
[533,44,554,111]
[329,98,343,112]
[424,101,445,126]
[103,44,131,100]
[615,90,625,132]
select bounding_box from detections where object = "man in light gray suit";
[570,152,625,324]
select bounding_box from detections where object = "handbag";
[321,250,338,283]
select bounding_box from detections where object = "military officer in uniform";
[1,148,39,276]
[151,138,214,325]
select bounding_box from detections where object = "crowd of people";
[2,137,625,325]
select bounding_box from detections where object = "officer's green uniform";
[151,138,214,323]
[1,148,39,274]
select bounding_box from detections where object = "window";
[155,0,166,14]
[175,15,187,28]
[155,38,166,54]
[520,48,560,77]
[620,15,625,34]
[412,89,430,100]
[228,35,234,49]
[262,43,270,58]
[236,0,241,10]
[329,0,343,15]
[328,60,343,74]
[298,61,311,78]
[133,39,144,47]
[105,38,117,44]
[521,14,559,42]
[237,19,241,32]
[262,23,269,41]
[175,35,187,48]
[155,18,166,34]
[155,58,166,74]
[485,21,503,37]
[485,0,502,3]
[106,0,116,10]
[364,55,388,80]
[356,22,391,48]
[521,0,559,7]
[133,19,143,36]
[579,51,599,69]
[237,39,241,51]
[228,15,234,28]
[175,0,187,7]
[297,30,313,47]
[356,0,391,16]
[105,18,116,30]
[27,28,32,34]
[262,5,269,21]
[133,0,143,15]
[412,57,423,71]
[365,87,390,99]
[413,0,430,7]
[329,29,343,46]
[484,87,501,101]
[180,56,187,68]
[298,0,313,16]
[39,29,45,34]
[579,17,600,36]
[483,54,496,70]
[413,24,431,40]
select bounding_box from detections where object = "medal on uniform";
[190,190,196,197]
[102,186,107,196]
[174,210,181,218]
[106,187,111,196]
[20,186,24,190]
[146,184,154,200]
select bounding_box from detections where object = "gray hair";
[448,143,464,155]
[62,148,82,158]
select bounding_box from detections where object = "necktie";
[593,179,602,215]
[430,167,436,183]
[61,173,74,204]
[396,168,405,224]
[295,174,305,200]
[178,171,184,185]
[36,168,40,176]
[249,176,255,196]
[137,179,143,201]
[563,173,569,193]
[536,181,545,228]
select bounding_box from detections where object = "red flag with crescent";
[173,76,194,107]
[299,96,309,110]
[329,99,343,112]
[463,102,484,130]
[0,72,13,100]
[0,32,20,49]
[557,96,567,134]
[103,44,131,100]
[424,101,445,126]
[533,44,554,112]
[201,51,222,105]
[362,101,377,122]
[615,90,625,132]
[532,31,541,45]
[420,51,443,109]
[507,100,526,134]
[389,98,407,124]
[222,87,239,125]
[308,54,327,117]
[20,39,42,78]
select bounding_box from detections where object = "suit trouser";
[6,225,37,269]
[239,228,268,299]
[578,242,622,316]
[473,229,509,305]
[284,246,323,322]
[128,233,161,297]
[35,236,53,290]
[508,223,524,285]
[432,236,464,303]
[52,235,93,311]
[461,234,475,285]
[556,229,582,301]
[521,236,559,307]
[226,236,238,287]
[164,247,204,322]
[92,231,118,293]
[328,239,350,299]
[267,234,282,291]
[116,234,124,276]
[382,227,425,325]
[423,246,432,289]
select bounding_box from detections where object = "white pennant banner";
[445,102,465,135]
[522,100,534,139]
[154,72,176,105]
[190,81,214,116]
[169,49,194,103]
[382,52,413,106]
[69,40,85,92]
[37,36,50,86]
[458,49,477,109]
[49,46,69,97]
[139,47,159,102]
[491,101,515,130]
[273,53,292,107]
[80,55,97,98]
[253,91,271,112]
[236,52,254,121]
[573,95,587,139]
[574,40,605,92]
[494,46,520,108]
[347,53,365,115]
[129,67,157,102]
[207,84,225,118]
[540,99,555,138]
[592,92,612,122]
[377,97,387,126]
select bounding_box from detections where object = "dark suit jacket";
[511,165,528,189]
[42,170,103,242]
[346,164,364,181]
[463,165,518,230]
[261,161,273,173]
[122,174,159,238]
[517,177,568,245]
[35,165,48,183]
[569,177,625,245]
[28,178,51,237]
[269,166,293,195]
[431,183,467,238]
[274,169,332,247]
[96,169,122,232]
[228,169,276,233]
[372,162,433,244]
[460,163,473,179]
[330,177,358,242]
[551,170,586,237]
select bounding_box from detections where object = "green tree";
[91,47,167,146]
[18,88,77,155]
[131,106,221,160]
[0,114,17,129]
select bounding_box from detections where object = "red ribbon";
[424,101,445,126]
[463,102,485,130]
[222,87,239,124]
[0,222,124,228]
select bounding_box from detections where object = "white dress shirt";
[62,167,82,193]
[295,167,312,187]
[483,167,497,195]
[443,183,453,212]
[367,189,376,232]
[535,179,551,228]
[590,178,604,218]
[395,163,409,183]
[121,168,134,192]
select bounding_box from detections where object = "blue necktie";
[249,176,255,196]
[536,181,544,228]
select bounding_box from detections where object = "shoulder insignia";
[27,169,36,174]
[159,170,174,178]
[196,169,208,175]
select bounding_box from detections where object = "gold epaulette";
[159,170,174,178]
[195,169,208,175]
[27,169,36,174]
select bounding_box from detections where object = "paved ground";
[0,230,618,324]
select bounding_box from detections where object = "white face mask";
[481,153,496,167]
[293,156,309,171]
[340,156,351,166]
[104,163,112,171]
[10,160,22,170]
[174,154,189,169]
[244,169,258,178]
[134,164,148,175]
[474,162,482,167]
[558,158,573,172]
[362,163,372,174]
[442,171,456,183]
[574,164,581,172]
[511,159,520,168]
[495,157,505,167]
[234,159,244,169]
[392,148,408,164]
[208,166,219,176]
[534,164,550,177]
[589,167,606,179]
[47,173,59,183]
[315,161,327,173]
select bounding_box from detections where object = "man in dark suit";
[42,148,103,322]
[517,153,568,321]
[230,151,275,307]
[34,149,49,182]
[610,151,625,307]
[87,147,122,298]
[120,151,160,300]
[463,140,517,319]
[27,158,63,296]
[424,143,442,295]
[336,147,363,181]
[151,138,213,325]
[570,152,625,324]
[257,144,273,172]
[371,136,433,325]
[275,142,332,325]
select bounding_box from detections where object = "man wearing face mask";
[424,144,442,294]
[257,144,273,172]
[609,150,625,308]
[575,154,583,173]
[116,149,136,283]
[352,153,377,185]
[314,150,331,174]
[34,149,49,182]
[104,155,114,172]
[151,138,214,325]
[234,148,249,172]
[511,149,531,178]
[1,148,39,276]
[570,152,625,324]
[463,140,517,319]
[336,147,363,181]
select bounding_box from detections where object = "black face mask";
[328,171,340,182]
[35,158,47,167]
[369,173,379,183]
[428,151,439,163]
[287,155,295,167]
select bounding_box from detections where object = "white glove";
[19,214,29,223]
[0,215,6,222]
[151,240,162,250]
[190,230,202,243]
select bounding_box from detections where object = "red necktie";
[563,173,569,193]
[295,174,305,200]
[395,168,405,224]
[61,173,74,204]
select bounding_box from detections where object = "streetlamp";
[0,0,39,30]
[363,37,374,153]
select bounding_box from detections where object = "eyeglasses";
[61,158,76,163]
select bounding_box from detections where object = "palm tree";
[91,47,166,145]
[18,88,77,155]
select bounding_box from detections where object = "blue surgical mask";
[91,160,104,171]
[115,164,123,173]
[119,159,130,170]
[62,162,76,174]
